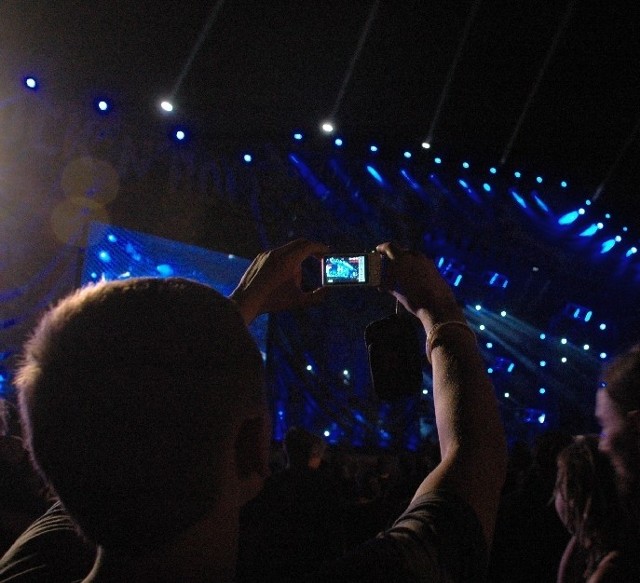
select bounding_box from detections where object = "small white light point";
[160,100,174,113]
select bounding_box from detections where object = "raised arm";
[377,242,507,546]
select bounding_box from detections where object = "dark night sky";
[1,0,639,220]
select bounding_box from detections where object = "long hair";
[555,435,630,575]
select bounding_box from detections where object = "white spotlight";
[321,122,335,134]
[160,100,174,113]
[421,142,431,149]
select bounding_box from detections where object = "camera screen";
[323,255,368,284]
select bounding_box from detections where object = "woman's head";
[596,345,640,495]
[554,435,622,548]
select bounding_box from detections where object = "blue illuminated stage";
[81,222,268,355]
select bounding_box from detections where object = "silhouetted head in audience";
[554,434,625,560]
[284,427,325,471]
[15,278,270,561]
[596,344,640,500]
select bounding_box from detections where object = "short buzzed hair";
[16,277,265,552]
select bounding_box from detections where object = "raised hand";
[230,239,330,325]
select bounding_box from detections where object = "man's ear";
[235,416,269,481]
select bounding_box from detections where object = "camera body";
[321,252,383,287]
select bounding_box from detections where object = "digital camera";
[321,252,383,287]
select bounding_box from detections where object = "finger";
[376,241,405,260]
[274,240,330,271]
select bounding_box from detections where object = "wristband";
[426,321,476,363]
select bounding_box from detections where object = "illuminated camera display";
[321,253,382,286]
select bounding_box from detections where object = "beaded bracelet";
[426,321,476,364]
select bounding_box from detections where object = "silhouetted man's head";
[16,277,267,552]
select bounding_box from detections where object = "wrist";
[415,302,465,331]
[228,291,257,327]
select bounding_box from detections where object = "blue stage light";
[533,194,550,212]
[97,99,109,112]
[615,235,622,242]
[600,239,616,253]
[558,210,580,225]
[475,304,482,311]
[370,145,378,152]
[486,342,493,349]
[107,234,117,243]
[459,179,469,189]
[434,157,442,164]
[538,413,546,424]
[597,222,604,229]
[578,208,586,215]
[175,130,186,141]
[293,132,303,141]
[453,274,463,287]
[507,363,515,373]
[579,224,598,237]
[540,360,547,367]
[400,169,421,190]
[479,324,486,331]
[536,176,543,183]
[585,199,592,205]
[403,151,412,159]
[511,190,527,209]
[514,171,521,178]
[98,250,111,263]
[489,167,497,174]
[486,272,509,288]
[583,344,590,351]
[24,76,38,90]
[306,364,313,372]
[605,213,611,219]
[600,352,607,359]
[243,154,253,163]
[156,264,174,277]
[540,333,546,340]
[487,368,494,374]
[560,180,568,188]
[334,138,343,147]
[483,183,491,192]
[462,161,470,169]
[600,323,607,330]
[367,165,384,184]
[539,388,546,394]
[623,226,628,232]
[500,310,507,317]
[626,247,638,257]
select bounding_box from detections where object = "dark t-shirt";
[306,490,487,582]
[0,502,95,583]
[0,490,485,582]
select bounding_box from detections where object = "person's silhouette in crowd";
[554,434,638,582]
[2,239,506,582]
